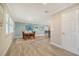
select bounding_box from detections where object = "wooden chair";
[22,31,35,40]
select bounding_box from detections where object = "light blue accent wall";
[14,22,49,38]
[25,23,33,31]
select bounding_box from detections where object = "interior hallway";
[6,36,77,56]
[1,3,79,56]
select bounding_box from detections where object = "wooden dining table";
[22,31,35,40]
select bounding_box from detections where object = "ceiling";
[6,3,75,25]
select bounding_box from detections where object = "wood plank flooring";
[6,36,77,56]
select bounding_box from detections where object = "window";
[6,12,14,34]
[6,13,9,33]
[9,17,14,33]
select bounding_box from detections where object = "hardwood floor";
[6,36,77,56]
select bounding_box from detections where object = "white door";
[61,10,77,51]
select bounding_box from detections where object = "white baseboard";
[50,42,63,49]
[62,47,79,55]
[2,39,13,56]
[50,42,79,55]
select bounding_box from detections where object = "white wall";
[50,13,62,46]
[50,4,79,55]
[0,4,14,56]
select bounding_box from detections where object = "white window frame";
[6,12,14,34]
